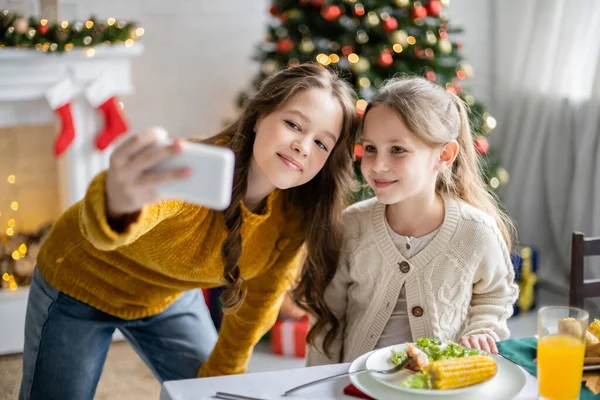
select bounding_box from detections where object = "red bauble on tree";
[276,38,295,53]
[426,0,443,17]
[36,23,49,35]
[269,5,278,16]
[312,0,324,7]
[378,52,394,67]
[475,136,490,155]
[354,4,365,17]
[381,17,398,33]
[342,45,354,57]
[321,5,342,21]
[411,4,428,20]
[425,70,437,81]
[354,144,364,160]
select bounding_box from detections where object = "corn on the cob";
[558,317,584,339]
[425,355,497,390]
[589,319,600,341]
[586,331,600,346]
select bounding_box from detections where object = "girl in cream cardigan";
[304,76,519,365]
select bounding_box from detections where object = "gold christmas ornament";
[390,30,408,47]
[351,58,370,73]
[460,61,474,78]
[358,77,371,88]
[367,12,379,26]
[497,168,510,185]
[261,59,279,75]
[300,38,315,53]
[438,38,452,54]
[425,31,437,45]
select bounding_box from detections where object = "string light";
[135,28,145,37]
[107,17,116,26]
[10,202,18,211]
[86,48,96,57]
[348,53,359,63]
[7,175,15,184]
[393,44,403,53]
[7,218,15,228]
[407,36,416,45]
[6,228,14,236]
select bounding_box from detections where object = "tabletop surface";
[160,360,538,400]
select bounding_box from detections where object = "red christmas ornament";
[456,41,464,50]
[354,144,364,160]
[37,24,49,35]
[475,136,489,155]
[381,17,398,33]
[425,70,437,81]
[354,4,365,17]
[378,52,394,67]
[414,46,426,59]
[342,45,354,57]
[276,38,295,53]
[411,4,428,20]
[300,0,311,5]
[269,5,278,16]
[321,5,342,21]
[426,0,443,17]
[312,0,324,7]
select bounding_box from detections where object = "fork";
[281,356,410,396]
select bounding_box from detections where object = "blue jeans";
[19,268,218,400]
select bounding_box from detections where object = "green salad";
[389,338,484,389]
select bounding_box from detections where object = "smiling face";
[251,88,344,190]
[360,106,443,205]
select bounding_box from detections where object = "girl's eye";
[315,140,328,151]
[285,120,301,131]
[364,145,376,153]
[391,146,406,154]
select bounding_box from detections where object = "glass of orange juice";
[537,306,589,400]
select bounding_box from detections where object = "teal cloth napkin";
[497,337,599,399]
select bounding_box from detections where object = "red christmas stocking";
[85,72,129,151]
[95,96,128,150]
[45,78,77,157]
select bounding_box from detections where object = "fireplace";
[0,43,142,354]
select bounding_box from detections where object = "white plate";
[364,343,493,395]
[349,350,527,400]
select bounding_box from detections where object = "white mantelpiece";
[0,44,142,355]
[0,43,143,211]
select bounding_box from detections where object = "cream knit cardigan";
[307,197,519,366]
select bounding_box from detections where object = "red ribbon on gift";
[271,317,308,357]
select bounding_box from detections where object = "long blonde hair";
[363,76,514,248]
[202,64,359,314]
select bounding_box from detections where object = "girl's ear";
[436,140,459,170]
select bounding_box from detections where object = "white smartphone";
[151,140,235,211]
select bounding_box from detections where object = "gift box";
[271,316,309,357]
[510,245,539,315]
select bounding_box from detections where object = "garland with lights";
[0,9,144,53]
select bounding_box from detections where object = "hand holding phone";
[105,128,235,220]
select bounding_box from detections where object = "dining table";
[159,353,539,400]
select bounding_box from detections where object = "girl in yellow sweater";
[19,64,359,400]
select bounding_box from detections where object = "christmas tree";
[239,0,509,201]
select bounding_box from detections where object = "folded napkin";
[343,383,375,399]
[498,337,600,399]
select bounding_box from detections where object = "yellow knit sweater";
[37,171,305,377]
